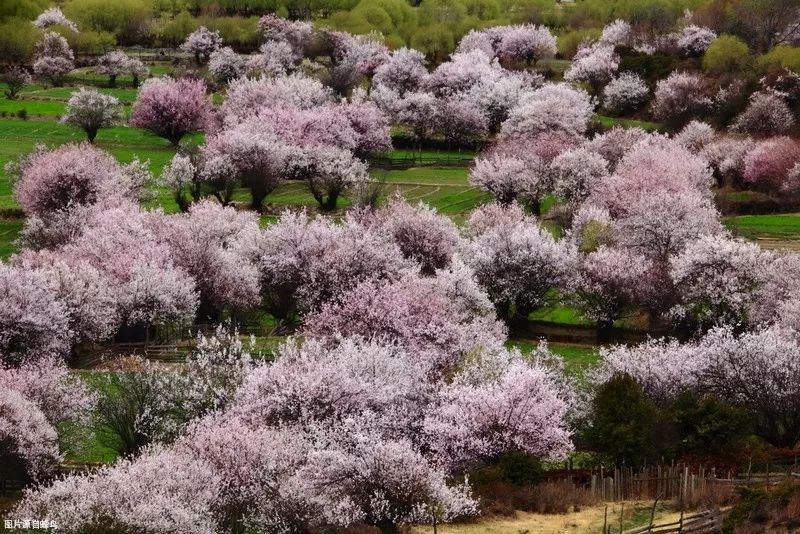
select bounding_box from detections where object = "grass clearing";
[0,219,22,258]
[509,339,600,376]
[594,114,663,131]
[724,213,800,239]
[411,502,680,534]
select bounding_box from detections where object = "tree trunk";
[376,521,398,534]
[109,74,117,88]
[529,196,541,216]
[87,128,98,143]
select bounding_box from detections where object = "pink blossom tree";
[247,40,297,78]
[372,47,428,96]
[32,32,74,86]
[13,253,119,347]
[565,44,620,95]
[424,355,572,470]
[699,326,800,447]
[463,203,577,323]
[354,196,461,274]
[585,126,649,171]
[0,388,60,481]
[130,77,213,146]
[180,26,222,66]
[257,211,412,327]
[670,235,772,328]
[61,88,122,142]
[602,72,649,114]
[153,200,262,317]
[219,74,333,125]
[742,136,800,190]
[592,337,704,404]
[96,50,131,88]
[700,136,754,185]
[551,147,609,208]
[15,445,222,533]
[303,271,506,374]
[258,14,313,56]
[126,57,149,87]
[500,83,595,139]
[0,263,70,364]
[201,118,289,209]
[207,46,247,86]
[674,120,716,154]
[570,246,653,330]
[60,203,199,332]
[651,72,712,127]
[1,66,32,100]
[327,32,389,96]
[462,70,542,132]
[496,24,557,67]
[732,92,796,136]
[0,356,95,480]
[33,7,78,33]
[12,143,148,218]
[677,25,717,56]
[600,19,632,47]
[425,49,500,96]
[436,96,488,148]
[298,417,478,531]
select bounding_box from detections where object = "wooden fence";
[368,154,474,170]
[582,463,800,503]
[623,509,724,534]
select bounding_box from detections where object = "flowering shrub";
[130,77,213,146]
[651,72,712,126]
[602,72,649,114]
[732,92,795,136]
[501,83,595,139]
[61,88,121,142]
[742,136,800,189]
[180,26,222,65]
[32,32,74,86]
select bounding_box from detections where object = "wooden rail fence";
[576,463,800,503]
[623,508,724,534]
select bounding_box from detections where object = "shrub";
[129,77,212,146]
[732,92,795,136]
[585,373,658,466]
[61,88,122,142]
[1,66,31,100]
[703,34,750,76]
[602,72,649,114]
[651,71,712,127]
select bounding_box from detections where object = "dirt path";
[411,503,684,534]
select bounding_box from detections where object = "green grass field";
[594,114,663,131]
[509,339,600,376]
[724,213,800,239]
[0,219,22,258]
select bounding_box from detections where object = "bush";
[672,393,752,458]
[201,16,260,51]
[585,373,658,466]
[64,28,116,54]
[0,0,49,22]
[64,0,152,45]
[703,34,750,76]
[557,28,602,59]
[153,11,197,48]
[0,19,41,64]
[757,45,800,76]
[619,50,677,84]
[16,108,28,120]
